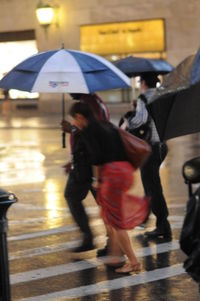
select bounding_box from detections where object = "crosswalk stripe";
[9,207,187,300]
[8,215,183,242]
[8,219,104,241]
[9,222,182,260]
[10,240,180,284]
[19,264,185,301]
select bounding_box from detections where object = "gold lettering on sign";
[81,19,165,55]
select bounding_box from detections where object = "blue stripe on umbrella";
[0,70,38,92]
[0,50,57,91]
[82,70,129,92]
[67,50,107,72]
[150,60,172,72]
[68,50,129,92]
[15,50,57,72]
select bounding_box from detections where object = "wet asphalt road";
[0,115,200,301]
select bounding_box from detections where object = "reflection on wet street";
[0,115,200,301]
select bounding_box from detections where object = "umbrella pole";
[62,93,66,148]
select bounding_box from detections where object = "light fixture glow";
[36,5,54,27]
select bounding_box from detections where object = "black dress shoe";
[72,241,95,253]
[96,244,109,257]
[144,227,172,239]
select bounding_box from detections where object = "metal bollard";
[0,188,17,301]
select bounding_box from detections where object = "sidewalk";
[0,111,124,129]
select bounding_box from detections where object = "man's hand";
[62,162,72,174]
[120,119,128,130]
[61,120,72,133]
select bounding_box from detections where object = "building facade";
[0,0,199,114]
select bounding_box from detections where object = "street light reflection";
[44,180,61,224]
[0,148,45,186]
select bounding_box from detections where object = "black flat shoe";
[96,244,109,257]
[144,228,172,239]
[72,242,95,253]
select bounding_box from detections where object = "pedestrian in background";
[61,93,109,252]
[122,74,172,239]
[69,101,149,273]
[2,89,12,118]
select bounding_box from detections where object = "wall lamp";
[36,1,59,28]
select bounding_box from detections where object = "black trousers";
[64,171,96,240]
[140,142,168,227]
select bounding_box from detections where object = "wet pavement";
[0,114,200,300]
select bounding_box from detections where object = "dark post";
[0,189,17,301]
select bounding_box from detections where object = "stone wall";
[0,0,199,64]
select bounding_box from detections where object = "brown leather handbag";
[118,127,151,169]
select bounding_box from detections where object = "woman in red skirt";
[69,102,149,274]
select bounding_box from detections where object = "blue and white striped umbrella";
[0,49,130,93]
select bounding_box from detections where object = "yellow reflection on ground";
[44,179,61,225]
[0,147,45,186]
[6,118,41,128]
[0,131,45,186]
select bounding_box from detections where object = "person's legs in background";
[141,143,172,239]
[64,173,95,252]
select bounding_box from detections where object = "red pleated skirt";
[97,161,150,230]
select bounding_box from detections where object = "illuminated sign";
[81,19,165,55]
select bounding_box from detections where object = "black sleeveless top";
[81,120,127,166]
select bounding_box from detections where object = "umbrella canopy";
[148,49,200,141]
[0,49,130,93]
[113,56,173,77]
[0,48,130,148]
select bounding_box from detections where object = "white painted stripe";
[19,264,185,301]
[10,240,180,284]
[8,219,104,242]
[12,204,100,215]
[9,206,99,224]
[8,225,78,241]
[8,214,183,241]
[9,221,182,260]
[32,50,89,93]
[168,215,184,222]
[168,203,185,208]
[9,234,106,260]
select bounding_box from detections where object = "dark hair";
[3,89,9,99]
[69,101,94,121]
[70,93,85,100]
[140,73,160,88]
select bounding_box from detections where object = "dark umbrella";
[148,49,200,141]
[113,56,173,77]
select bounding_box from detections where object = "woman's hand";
[61,120,72,133]
[62,162,72,174]
[92,178,101,190]
[120,119,128,130]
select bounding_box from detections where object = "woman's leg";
[103,224,124,265]
[114,228,141,273]
[98,223,125,267]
